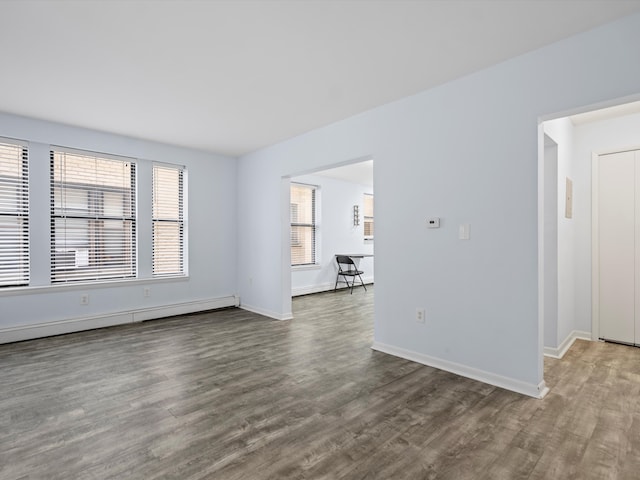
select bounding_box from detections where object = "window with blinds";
[290,183,317,266]
[50,149,136,283]
[364,193,374,240]
[0,139,29,287]
[153,164,185,276]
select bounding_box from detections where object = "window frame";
[290,182,318,267]
[0,137,29,287]
[50,147,137,284]
[152,163,186,278]
[363,192,374,241]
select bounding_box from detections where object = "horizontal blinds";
[50,150,136,283]
[290,183,316,266]
[364,193,374,238]
[0,140,29,287]
[153,164,184,276]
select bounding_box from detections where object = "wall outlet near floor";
[416,308,426,324]
[80,294,89,305]
[144,287,151,298]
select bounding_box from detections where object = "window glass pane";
[153,165,185,277]
[364,194,374,217]
[0,217,29,286]
[103,191,124,217]
[153,222,183,275]
[53,187,88,216]
[364,193,374,239]
[0,140,28,287]
[50,149,136,283]
[291,183,316,266]
[364,221,374,237]
[291,225,315,265]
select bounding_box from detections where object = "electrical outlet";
[80,294,89,305]
[144,287,151,297]
[416,308,426,324]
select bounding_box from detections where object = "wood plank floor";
[2,286,640,479]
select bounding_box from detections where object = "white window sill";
[0,275,189,297]
[292,264,321,271]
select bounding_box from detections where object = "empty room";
[2,1,640,479]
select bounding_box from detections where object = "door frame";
[282,155,374,309]
[592,151,601,341]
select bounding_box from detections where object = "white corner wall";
[543,118,576,351]
[573,111,640,339]
[291,174,374,296]
[0,112,238,343]
[236,12,640,397]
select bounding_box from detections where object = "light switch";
[459,224,470,240]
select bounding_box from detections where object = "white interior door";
[598,150,636,344]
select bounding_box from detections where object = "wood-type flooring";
[1,286,640,479]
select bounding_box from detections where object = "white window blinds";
[153,164,185,276]
[0,140,29,287]
[50,149,136,283]
[290,183,316,266]
[364,193,374,239]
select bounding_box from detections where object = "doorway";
[539,98,640,360]
[287,158,374,298]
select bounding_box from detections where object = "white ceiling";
[314,160,374,188]
[1,1,640,157]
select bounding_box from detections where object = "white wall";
[573,111,640,339]
[543,118,577,350]
[236,13,640,397]
[0,112,238,343]
[542,136,558,348]
[290,174,373,296]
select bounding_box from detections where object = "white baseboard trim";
[544,330,592,359]
[0,295,239,345]
[239,304,293,321]
[292,277,374,297]
[292,282,334,297]
[371,341,549,399]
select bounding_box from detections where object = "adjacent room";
[2,1,640,478]
[289,159,374,298]
[542,101,640,355]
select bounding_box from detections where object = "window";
[364,193,374,240]
[50,149,136,283]
[290,183,317,266]
[0,139,29,287]
[153,164,185,276]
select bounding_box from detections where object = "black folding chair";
[334,255,367,294]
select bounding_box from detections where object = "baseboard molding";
[371,341,549,399]
[292,282,334,297]
[544,330,592,359]
[240,304,293,321]
[292,277,374,297]
[0,295,239,345]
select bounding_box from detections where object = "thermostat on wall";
[427,217,440,228]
